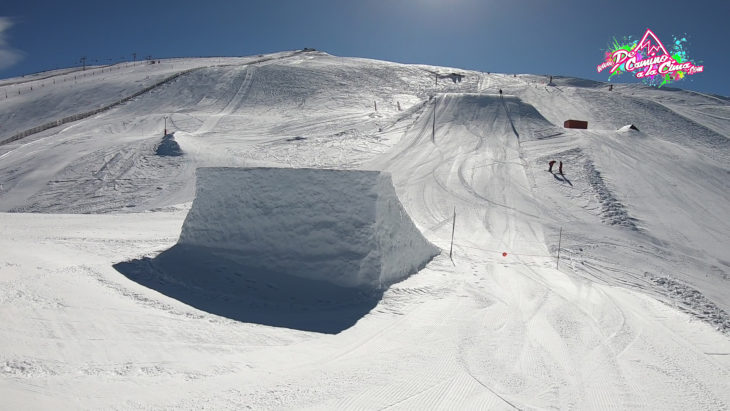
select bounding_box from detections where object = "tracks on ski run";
[195,66,256,136]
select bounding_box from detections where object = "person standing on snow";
[548,160,556,172]
[558,161,564,175]
[499,89,503,96]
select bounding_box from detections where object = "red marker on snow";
[502,252,507,257]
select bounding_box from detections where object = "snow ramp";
[176,167,439,289]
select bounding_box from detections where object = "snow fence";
[178,167,440,289]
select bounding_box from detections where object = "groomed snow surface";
[1,50,729,409]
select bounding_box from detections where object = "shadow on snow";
[113,244,383,334]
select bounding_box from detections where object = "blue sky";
[2,0,728,96]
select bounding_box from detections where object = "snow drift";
[177,167,440,289]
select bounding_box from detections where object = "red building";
[564,119,588,129]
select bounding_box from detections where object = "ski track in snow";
[0,52,729,409]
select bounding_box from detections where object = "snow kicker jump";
[177,167,439,289]
[115,167,439,332]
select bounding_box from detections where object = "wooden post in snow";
[556,226,562,269]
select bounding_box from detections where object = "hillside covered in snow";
[1,50,728,409]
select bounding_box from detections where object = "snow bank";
[177,167,439,289]
[155,134,183,156]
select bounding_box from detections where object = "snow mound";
[155,133,183,156]
[177,167,440,289]
[617,124,640,133]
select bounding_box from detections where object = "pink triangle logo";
[636,29,670,57]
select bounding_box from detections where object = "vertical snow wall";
[178,167,440,289]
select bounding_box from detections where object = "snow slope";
[1,51,729,409]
